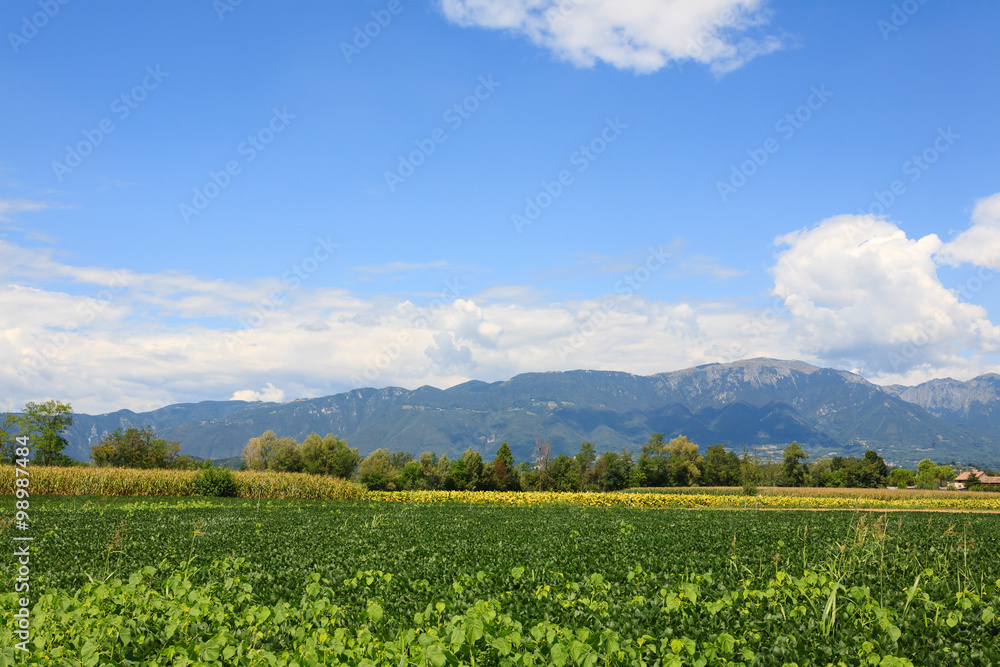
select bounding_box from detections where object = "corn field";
[0,466,365,500]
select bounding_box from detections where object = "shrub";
[361,471,392,491]
[193,465,238,497]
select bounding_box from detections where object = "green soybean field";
[2,497,1000,666]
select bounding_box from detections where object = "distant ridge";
[61,359,1000,467]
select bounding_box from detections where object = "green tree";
[397,461,425,489]
[739,447,764,492]
[20,400,73,465]
[778,442,808,487]
[807,457,835,487]
[665,436,703,487]
[576,441,597,488]
[90,426,185,469]
[492,442,516,491]
[547,454,581,491]
[462,448,487,490]
[0,412,23,464]
[242,430,278,471]
[359,448,395,490]
[888,467,915,488]
[390,450,415,469]
[269,436,304,472]
[638,433,668,486]
[435,455,453,490]
[701,444,742,486]
[418,452,440,489]
[858,450,889,488]
[302,433,360,478]
[915,459,954,489]
[449,458,469,490]
[638,434,703,487]
[596,449,634,491]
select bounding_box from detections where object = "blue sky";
[2,0,999,413]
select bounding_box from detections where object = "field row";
[2,499,1000,665]
[5,465,1000,510]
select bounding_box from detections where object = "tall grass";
[0,465,365,500]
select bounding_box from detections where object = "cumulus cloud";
[231,383,286,403]
[938,193,1000,269]
[425,332,475,371]
[772,214,1000,376]
[439,0,786,74]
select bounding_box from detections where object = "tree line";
[238,430,964,493]
[1,401,205,470]
[1,404,978,493]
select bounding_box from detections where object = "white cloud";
[231,383,286,403]
[938,193,1000,269]
[772,214,1000,376]
[674,254,746,280]
[439,0,786,74]
[0,198,51,222]
[6,196,1000,415]
[349,260,450,275]
[0,239,760,412]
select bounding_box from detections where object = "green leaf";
[492,637,511,656]
[367,603,383,624]
[551,643,568,667]
[201,640,221,661]
[426,645,447,667]
[80,640,99,667]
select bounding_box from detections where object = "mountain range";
[53,359,1000,468]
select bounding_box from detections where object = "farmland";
[3,496,1000,665]
[6,466,1000,511]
